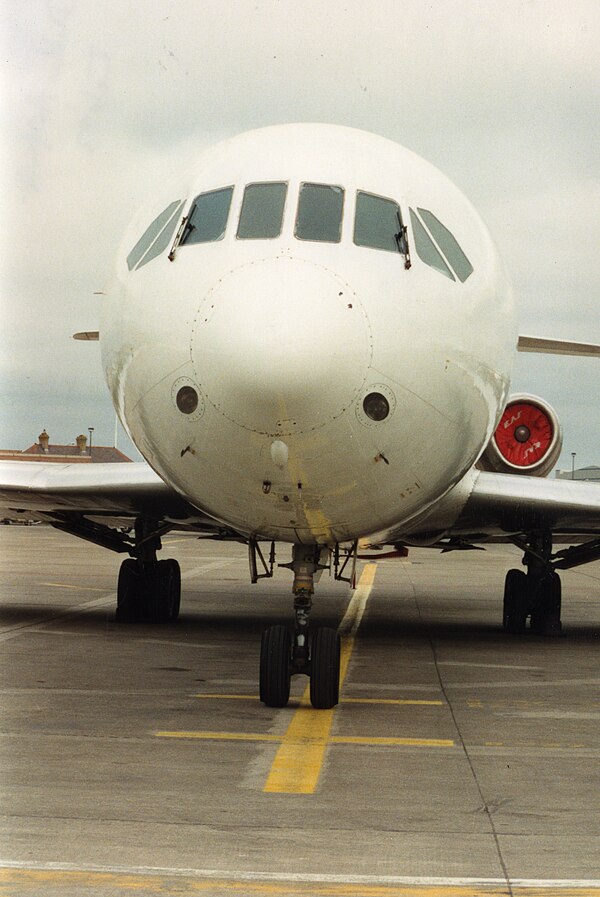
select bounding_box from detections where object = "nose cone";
[191,256,372,435]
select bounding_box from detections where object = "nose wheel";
[259,623,341,710]
[259,545,341,710]
[310,626,341,709]
[259,625,292,707]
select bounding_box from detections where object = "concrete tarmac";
[1,526,599,896]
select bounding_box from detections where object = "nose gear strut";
[259,544,342,709]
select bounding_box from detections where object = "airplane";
[1,123,599,711]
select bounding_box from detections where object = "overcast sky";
[1,0,598,470]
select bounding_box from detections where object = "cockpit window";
[417,208,473,282]
[127,200,182,271]
[181,186,233,245]
[409,209,455,281]
[354,191,402,253]
[295,183,344,243]
[237,182,287,239]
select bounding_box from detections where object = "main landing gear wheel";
[310,626,341,710]
[154,558,181,622]
[115,557,181,624]
[503,568,528,633]
[116,558,142,623]
[259,625,292,707]
[530,571,562,636]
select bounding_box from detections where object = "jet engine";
[478,394,562,477]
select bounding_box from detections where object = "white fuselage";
[101,124,515,544]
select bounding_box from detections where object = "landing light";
[363,393,390,422]
[176,385,199,414]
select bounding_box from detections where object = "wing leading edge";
[449,470,600,538]
[0,460,224,533]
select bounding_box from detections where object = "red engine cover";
[494,402,553,467]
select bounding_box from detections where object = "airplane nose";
[190,256,372,435]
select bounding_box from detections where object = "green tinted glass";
[295,183,344,243]
[237,183,287,239]
[127,200,182,270]
[409,209,455,281]
[354,192,401,253]
[417,208,473,282]
[183,187,233,244]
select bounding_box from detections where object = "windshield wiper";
[395,212,411,269]
[168,205,196,261]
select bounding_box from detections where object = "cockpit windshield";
[181,186,233,244]
[237,183,287,239]
[416,208,473,282]
[354,191,402,253]
[295,183,344,243]
[127,177,473,288]
[127,200,183,271]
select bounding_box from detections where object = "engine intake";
[479,394,562,477]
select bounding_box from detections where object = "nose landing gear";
[259,545,341,710]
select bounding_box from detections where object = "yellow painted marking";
[39,582,106,592]
[155,730,456,748]
[156,731,282,742]
[263,564,377,794]
[194,694,443,706]
[331,736,454,747]
[195,693,259,700]
[158,565,454,790]
[342,697,443,706]
[262,685,335,794]
[1,869,599,896]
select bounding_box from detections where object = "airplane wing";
[0,460,232,548]
[517,335,600,357]
[449,470,600,537]
[397,469,600,550]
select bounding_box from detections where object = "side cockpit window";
[354,191,402,253]
[417,208,473,282]
[409,209,455,280]
[295,183,344,243]
[127,200,183,271]
[181,186,233,245]
[410,207,474,283]
[237,182,287,239]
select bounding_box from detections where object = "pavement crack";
[401,564,515,897]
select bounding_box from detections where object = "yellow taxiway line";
[1,868,599,896]
[156,565,455,792]
[263,562,372,794]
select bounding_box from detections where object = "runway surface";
[1,526,599,896]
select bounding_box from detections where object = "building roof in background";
[0,430,132,463]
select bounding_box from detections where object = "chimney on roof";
[76,434,88,455]
[38,429,49,453]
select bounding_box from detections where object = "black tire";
[531,571,562,635]
[310,626,341,710]
[259,625,292,707]
[155,558,181,623]
[503,569,528,633]
[116,558,142,623]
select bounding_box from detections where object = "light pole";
[571,451,576,480]
[88,427,94,458]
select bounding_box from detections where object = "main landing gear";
[115,518,181,624]
[259,545,341,710]
[503,532,561,636]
